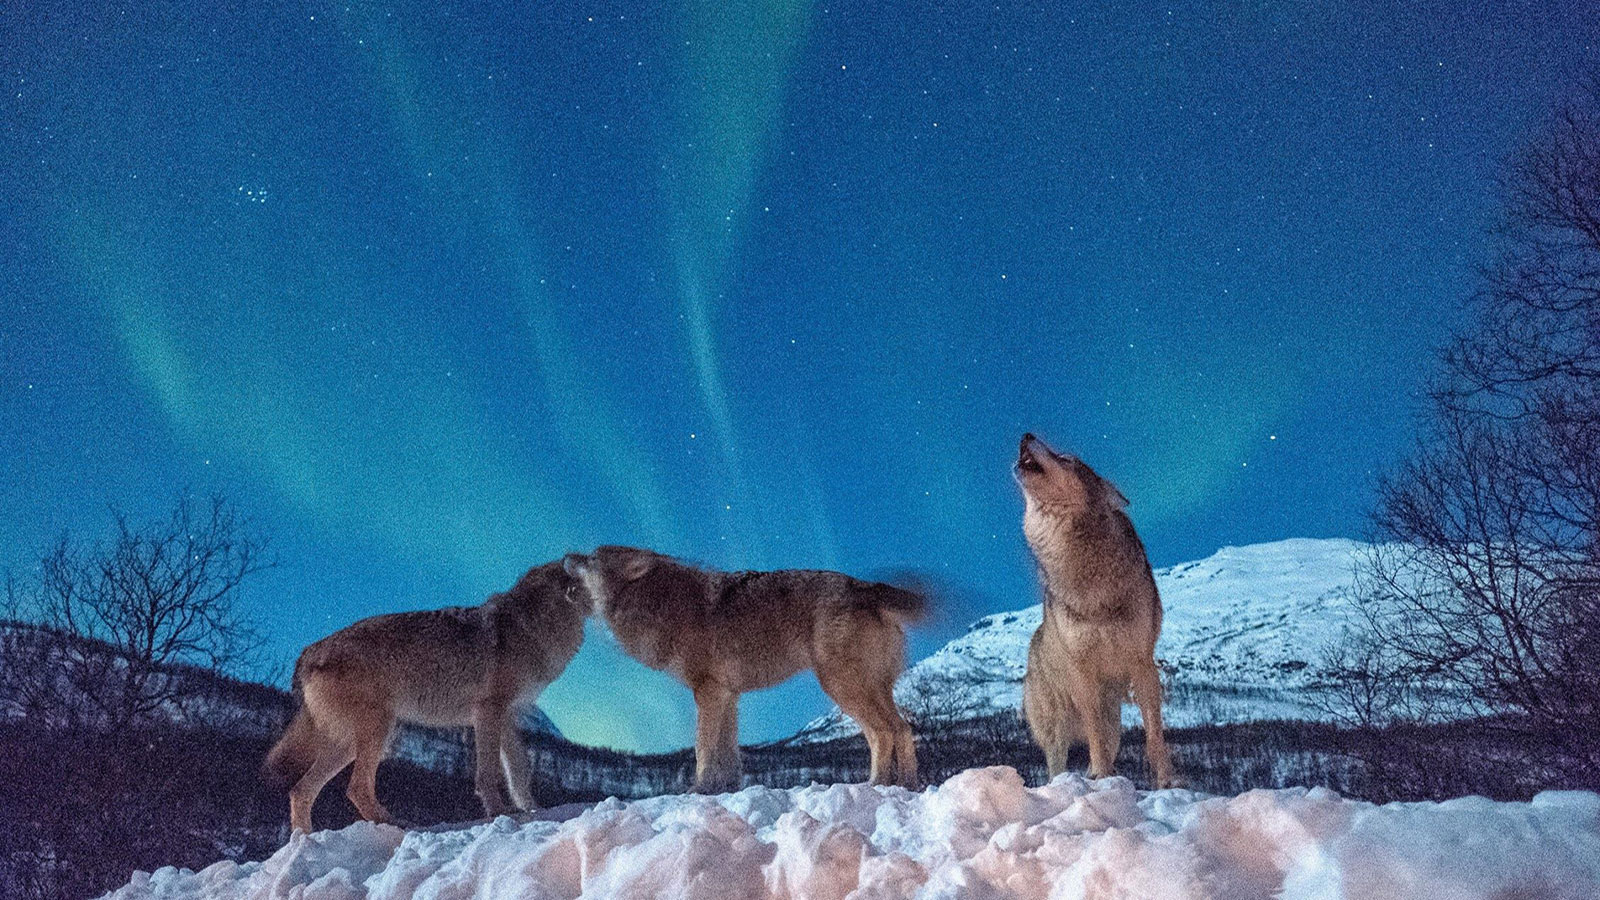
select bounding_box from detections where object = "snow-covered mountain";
[799,538,1368,739]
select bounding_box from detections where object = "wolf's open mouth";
[1017,435,1043,472]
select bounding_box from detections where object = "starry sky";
[3,0,1598,751]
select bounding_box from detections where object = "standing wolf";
[262,560,587,832]
[564,546,925,791]
[1015,433,1178,786]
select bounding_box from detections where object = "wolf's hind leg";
[875,632,920,790]
[818,665,910,787]
[866,696,919,790]
[875,659,919,788]
[847,701,897,785]
[887,703,919,790]
[817,609,920,787]
[1132,664,1178,787]
[289,739,355,833]
[1098,682,1125,774]
[344,714,396,825]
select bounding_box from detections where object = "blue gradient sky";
[3,0,1598,750]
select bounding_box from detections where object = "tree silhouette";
[1346,84,1600,782]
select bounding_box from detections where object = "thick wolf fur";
[566,546,925,791]
[262,560,586,832]
[1015,433,1178,786]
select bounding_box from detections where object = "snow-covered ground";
[104,767,1600,900]
[803,538,1373,739]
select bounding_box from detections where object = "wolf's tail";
[872,582,931,626]
[261,665,319,789]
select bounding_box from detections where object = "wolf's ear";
[1099,477,1129,510]
[618,553,655,583]
[561,554,586,578]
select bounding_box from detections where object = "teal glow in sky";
[3,0,1598,750]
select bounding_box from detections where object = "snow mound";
[103,768,1600,900]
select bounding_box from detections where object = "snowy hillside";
[103,768,1600,900]
[803,538,1368,739]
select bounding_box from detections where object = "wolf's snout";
[1018,433,1043,472]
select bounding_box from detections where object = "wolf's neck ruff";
[1041,580,1135,622]
[1026,502,1131,616]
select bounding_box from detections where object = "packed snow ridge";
[802,538,1372,739]
[105,767,1600,900]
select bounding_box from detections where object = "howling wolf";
[565,546,925,791]
[1014,433,1178,786]
[262,560,587,832]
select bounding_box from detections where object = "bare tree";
[3,494,272,730]
[1344,84,1600,781]
[898,670,991,737]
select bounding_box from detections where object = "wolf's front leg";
[1066,674,1116,779]
[473,701,516,817]
[691,683,741,793]
[1132,665,1179,788]
[1023,669,1079,779]
[500,717,537,811]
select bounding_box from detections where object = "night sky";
[4,0,1598,751]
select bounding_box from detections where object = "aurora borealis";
[4,0,1598,750]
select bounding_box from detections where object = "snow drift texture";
[105,767,1600,900]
